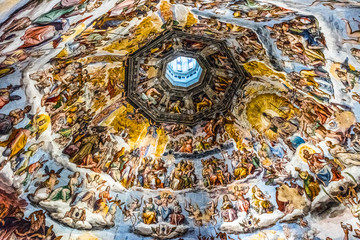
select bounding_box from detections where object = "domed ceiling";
[0,0,359,239]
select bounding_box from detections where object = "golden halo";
[246,93,293,140]
[298,144,316,162]
[329,62,344,81]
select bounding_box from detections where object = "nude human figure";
[342,18,360,44]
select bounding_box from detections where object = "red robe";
[20,25,56,48]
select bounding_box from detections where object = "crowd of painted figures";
[164,126,232,155]
[0,0,360,239]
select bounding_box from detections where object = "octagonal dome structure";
[125,30,249,125]
[165,56,203,87]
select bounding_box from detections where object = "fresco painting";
[0,0,360,239]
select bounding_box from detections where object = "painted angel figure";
[28,166,64,203]
[123,195,143,225]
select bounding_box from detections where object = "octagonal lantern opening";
[165,56,203,87]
